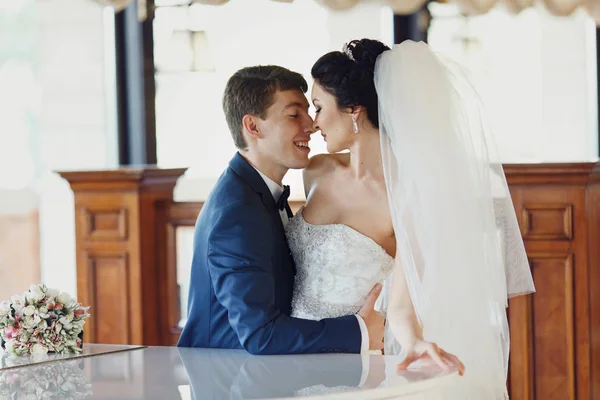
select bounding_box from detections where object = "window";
[0,0,118,299]
[428,3,598,162]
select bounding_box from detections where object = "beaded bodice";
[285,207,394,320]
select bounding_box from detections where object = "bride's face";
[311,82,355,154]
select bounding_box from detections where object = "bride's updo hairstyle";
[311,38,390,129]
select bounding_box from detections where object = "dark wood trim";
[168,202,204,226]
[161,201,204,344]
[597,27,600,157]
[503,162,600,185]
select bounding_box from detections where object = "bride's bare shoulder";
[306,153,349,172]
[303,153,348,194]
[304,153,348,178]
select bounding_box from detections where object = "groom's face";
[254,89,314,170]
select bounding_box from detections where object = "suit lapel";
[229,153,286,235]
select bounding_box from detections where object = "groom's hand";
[358,283,385,351]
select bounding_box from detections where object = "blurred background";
[0,0,597,305]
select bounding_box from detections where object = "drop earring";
[352,116,358,134]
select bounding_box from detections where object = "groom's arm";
[207,202,362,355]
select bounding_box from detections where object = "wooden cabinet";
[61,162,600,399]
[505,163,600,400]
[59,168,187,346]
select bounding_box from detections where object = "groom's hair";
[223,65,308,150]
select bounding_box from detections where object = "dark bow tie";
[276,185,290,211]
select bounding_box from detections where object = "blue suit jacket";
[177,153,361,354]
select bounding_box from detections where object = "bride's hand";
[396,340,465,376]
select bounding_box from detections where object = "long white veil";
[374,40,535,398]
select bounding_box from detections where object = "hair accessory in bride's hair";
[342,43,355,62]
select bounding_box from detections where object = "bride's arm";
[386,258,423,347]
[387,258,465,373]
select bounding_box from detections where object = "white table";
[0,345,459,399]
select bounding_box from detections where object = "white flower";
[27,284,45,303]
[0,301,10,317]
[45,287,59,298]
[10,294,24,304]
[22,316,37,330]
[38,307,49,319]
[29,283,43,293]
[31,353,49,364]
[72,320,85,330]
[13,344,28,356]
[38,319,48,330]
[31,343,48,356]
[56,292,72,305]
[4,339,15,353]
[23,305,35,316]
[10,295,25,313]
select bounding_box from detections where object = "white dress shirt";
[253,167,370,359]
[254,168,290,227]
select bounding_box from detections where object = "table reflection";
[0,346,457,399]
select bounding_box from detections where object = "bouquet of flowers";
[0,359,92,399]
[0,284,90,356]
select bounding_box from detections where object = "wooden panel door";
[507,185,589,400]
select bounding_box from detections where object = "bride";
[285,39,535,398]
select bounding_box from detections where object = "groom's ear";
[242,114,262,140]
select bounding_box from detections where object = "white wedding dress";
[285,206,396,396]
[286,206,394,328]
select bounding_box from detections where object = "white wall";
[428,4,598,163]
[36,0,116,297]
[1,0,115,299]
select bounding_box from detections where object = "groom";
[177,65,384,355]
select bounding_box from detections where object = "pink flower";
[4,325,18,339]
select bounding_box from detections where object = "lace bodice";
[285,207,395,320]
